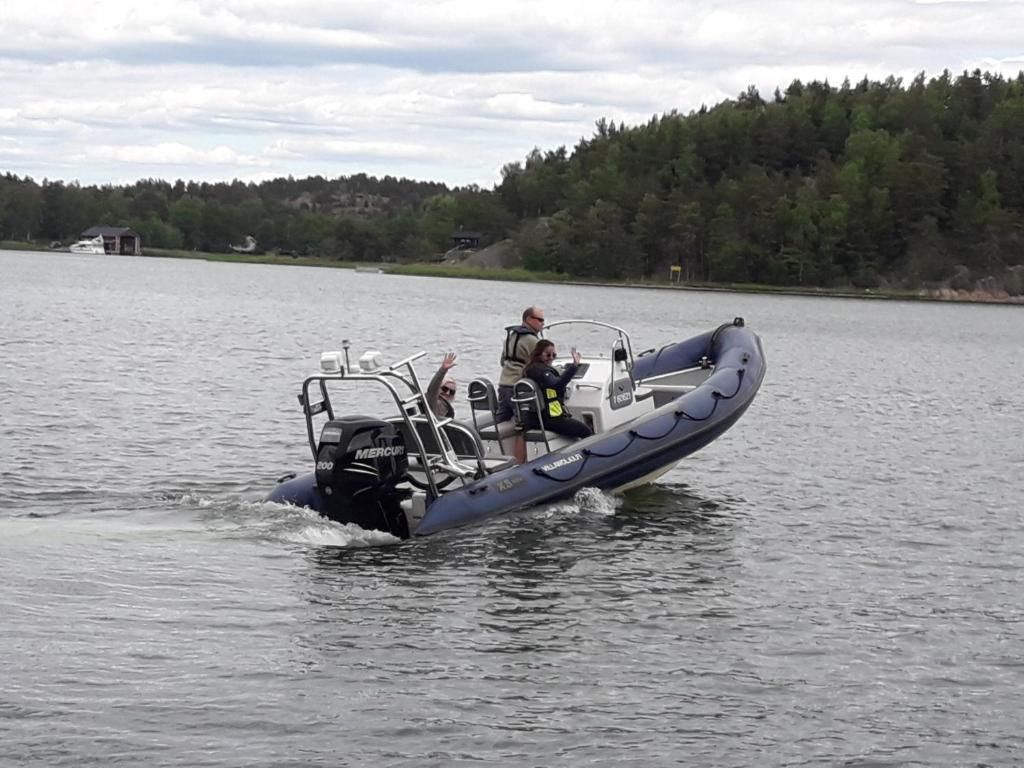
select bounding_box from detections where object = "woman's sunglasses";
[441,386,456,396]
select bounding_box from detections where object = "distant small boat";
[230,235,259,254]
[69,236,106,255]
[354,266,383,274]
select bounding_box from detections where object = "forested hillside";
[3,69,1023,291]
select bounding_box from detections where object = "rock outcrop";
[922,264,1024,303]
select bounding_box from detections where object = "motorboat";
[230,235,259,254]
[265,318,766,538]
[68,236,106,255]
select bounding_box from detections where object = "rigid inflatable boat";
[266,318,766,537]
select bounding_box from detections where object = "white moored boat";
[68,236,106,255]
[230,235,259,254]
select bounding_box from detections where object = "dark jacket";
[426,364,455,420]
[525,361,579,419]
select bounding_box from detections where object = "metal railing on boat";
[297,352,480,499]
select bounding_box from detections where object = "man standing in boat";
[495,307,545,462]
[496,306,545,423]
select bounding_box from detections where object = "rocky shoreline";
[921,287,1024,304]
[920,264,1024,304]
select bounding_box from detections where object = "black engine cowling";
[314,416,410,537]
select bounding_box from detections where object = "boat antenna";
[341,339,351,374]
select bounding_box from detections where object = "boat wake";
[7,481,637,551]
[183,492,402,548]
[288,521,402,548]
[260,502,402,548]
[548,487,622,518]
[267,490,619,548]
[267,487,625,549]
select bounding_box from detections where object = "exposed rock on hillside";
[442,239,520,269]
[922,264,1024,303]
[284,190,389,216]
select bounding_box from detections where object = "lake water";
[1,249,1022,766]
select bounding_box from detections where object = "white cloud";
[1,0,1023,187]
[482,93,587,122]
[82,142,266,167]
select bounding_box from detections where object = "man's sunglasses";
[441,386,456,396]
[530,316,545,323]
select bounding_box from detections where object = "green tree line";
[3,68,1023,290]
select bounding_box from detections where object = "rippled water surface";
[2,249,1022,766]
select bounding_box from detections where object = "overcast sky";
[1,0,1021,189]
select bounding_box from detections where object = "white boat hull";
[69,236,106,255]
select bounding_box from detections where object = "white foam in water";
[257,501,401,547]
[544,487,621,519]
[177,492,214,506]
[573,487,621,516]
[290,522,401,548]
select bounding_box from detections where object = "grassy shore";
[4,240,1018,304]
[1,240,50,252]
[388,262,569,283]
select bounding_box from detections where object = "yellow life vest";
[544,387,564,418]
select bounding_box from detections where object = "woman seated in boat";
[425,351,458,419]
[523,340,592,439]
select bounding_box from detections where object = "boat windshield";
[541,319,635,367]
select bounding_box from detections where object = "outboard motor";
[314,416,410,538]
